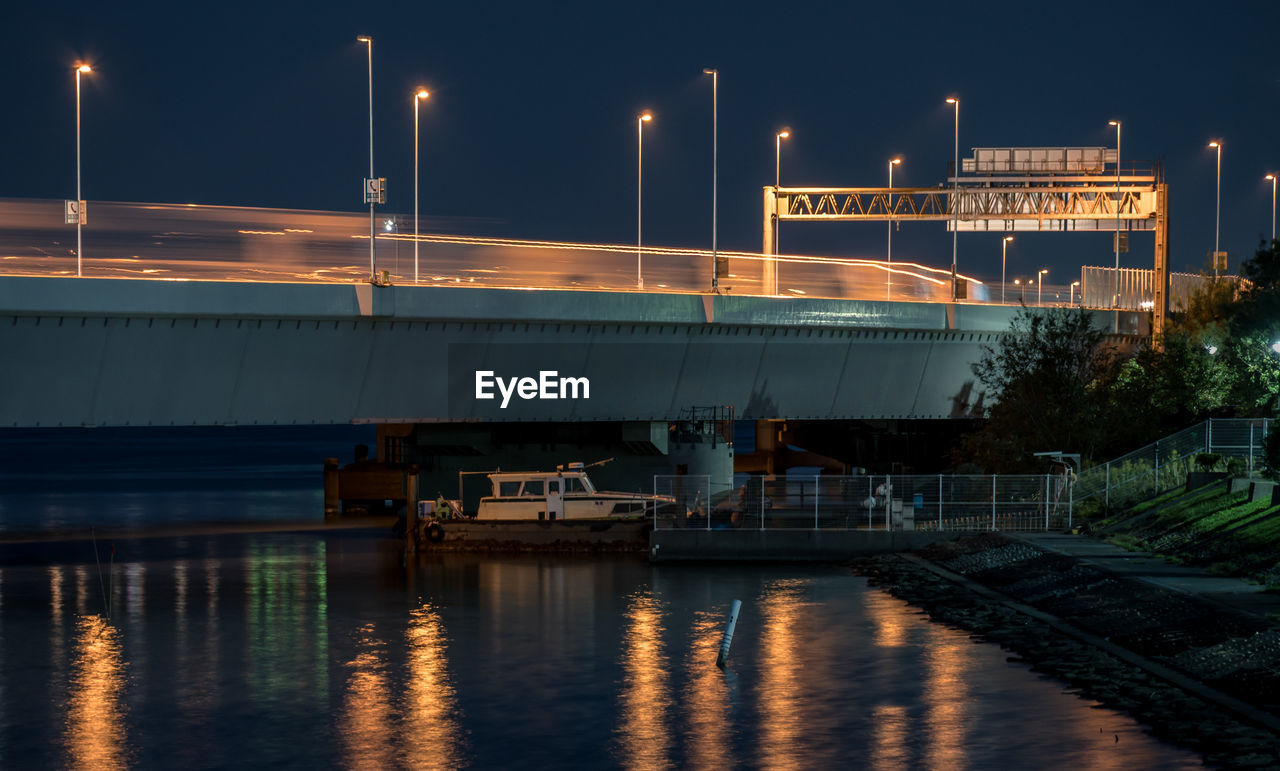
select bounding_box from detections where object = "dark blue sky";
[2,0,1277,284]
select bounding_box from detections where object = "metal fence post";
[1105,462,1110,509]
[1207,419,1213,453]
[1044,474,1050,531]
[814,474,820,531]
[706,475,712,532]
[760,476,765,532]
[1068,476,1073,530]
[653,475,658,530]
[938,474,943,532]
[1250,424,1255,478]
[991,474,997,531]
[1154,440,1160,495]
[867,477,873,531]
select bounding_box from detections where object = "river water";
[0,429,1202,768]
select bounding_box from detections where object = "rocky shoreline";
[854,533,1280,769]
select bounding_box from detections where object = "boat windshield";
[564,474,596,494]
[522,480,544,496]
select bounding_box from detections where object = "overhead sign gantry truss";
[761,153,1169,335]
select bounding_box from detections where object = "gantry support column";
[762,187,779,295]
[1153,182,1169,343]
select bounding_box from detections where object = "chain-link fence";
[653,473,1070,532]
[1074,418,1270,509]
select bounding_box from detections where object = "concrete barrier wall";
[649,528,965,562]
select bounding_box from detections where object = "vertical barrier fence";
[1073,418,1270,510]
[652,473,1069,532]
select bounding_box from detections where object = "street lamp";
[1071,280,1080,305]
[771,128,790,267]
[703,69,718,291]
[73,63,92,278]
[1037,268,1048,306]
[946,96,960,299]
[637,112,652,290]
[357,36,376,281]
[1209,141,1223,277]
[1001,236,1013,304]
[887,157,901,301]
[413,88,430,284]
[1109,120,1122,308]
[1266,174,1277,243]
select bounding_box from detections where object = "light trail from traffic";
[0,198,1013,302]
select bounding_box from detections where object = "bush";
[1226,457,1246,477]
[1264,426,1280,481]
[1195,452,1222,471]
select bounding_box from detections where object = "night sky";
[3,1,1278,286]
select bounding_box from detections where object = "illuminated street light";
[703,68,719,291]
[887,157,901,301]
[1037,268,1048,306]
[358,36,376,281]
[1070,280,1080,305]
[946,96,960,299]
[772,129,790,280]
[1266,174,1277,243]
[1001,236,1013,304]
[414,88,430,284]
[73,62,92,278]
[1271,341,1280,355]
[1109,120,1122,310]
[1206,344,1218,355]
[637,112,652,290]
[1209,141,1222,277]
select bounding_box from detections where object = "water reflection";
[869,704,910,770]
[340,623,394,769]
[63,615,129,768]
[616,590,673,769]
[680,610,731,768]
[756,578,806,767]
[923,627,972,769]
[403,602,464,768]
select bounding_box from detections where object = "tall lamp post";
[74,63,92,278]
[357,36,376,281]
[637,112,652,290]
[887,157,901,301]
[1001,236,1013,304]
[1209,140,1223,277]
[945,97,960,299]
[1266,174,1277,243]
[1070,280,1080,305]
[774,129,790,256]
[1109,120,1122,307]
[703,69,718,291]
[413,88,430,284]
[1037,268,1048,306]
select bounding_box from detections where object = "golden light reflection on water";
[339,623,394,769]
[865,587,910,649]
[63,615,129,769]
[757,579,806,767]
[923,624,971,769]
[403,603,464,768]
[681,611,731,768]
[617,590,673,770]
[869,704,910,770]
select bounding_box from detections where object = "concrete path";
[1014,532,1280,621]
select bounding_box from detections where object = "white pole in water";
[716,599,742,668]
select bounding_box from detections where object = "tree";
[957,307,1116,472]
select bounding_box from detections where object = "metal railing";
[653,473,1071,532]
[1074,418,1270,509]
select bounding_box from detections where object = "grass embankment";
[1101,480,1280,589]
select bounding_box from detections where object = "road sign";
[1113,232,1129,253]
[363,177,386,205]
[1207,250,1228,272]
[64,199,86,225]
